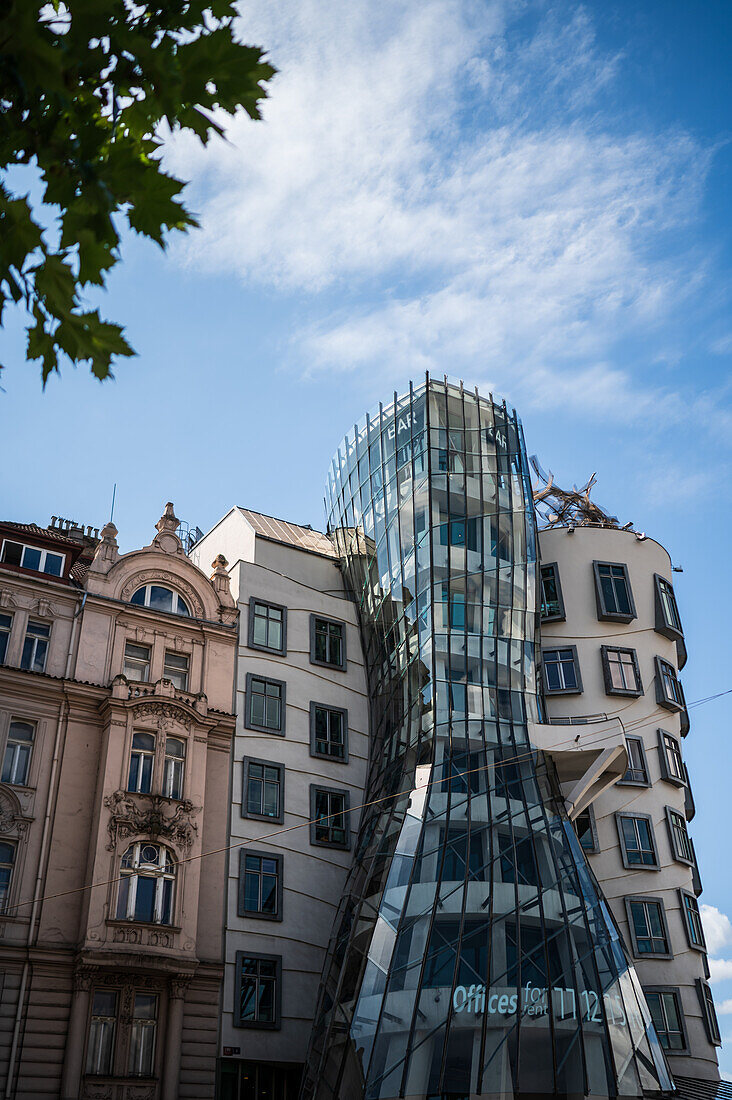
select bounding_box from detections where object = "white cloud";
[718,999,732,1015]
[161,0,727,448]
[702,904,732,955]
[709,958,732,985]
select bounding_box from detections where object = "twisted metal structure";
[301,378,671,1099]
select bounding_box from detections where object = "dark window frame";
[601,645,643,697]
[655,656,686,716]
[665,806,693,866]
[695,979,721,1046]
[0,612,12,665]
[573,805,599,854]
[618,735,651,787]
[615,812,659,870]
[657,728,685,787]
[238,849,283,922]
[233,951,282,1030]
[244,673,286,736]
[540,562,565,622]
[678,889,706,952]
[644,986,690,1055]
[309,785,351,851]
[309,702,349,764]
[624,895,673,959]
[241,757,284,824]
[593,560,637,623]
[309,614,347,671]
[247,597,287,656]
[542,645,583,696]
[654,573,683,641]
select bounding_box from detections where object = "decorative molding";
[0,589,19,609]
[73,966,98,993]
[0,786,29,837]
[104,790,200,852]
[169,976,190,1000]
[119,570,205,619]
[34,597,56,618]
[128,700,192,731]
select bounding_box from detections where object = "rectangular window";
[593,561,636,622]
[543,646,581,694]
[498,831,538,886]
[666,807,693,864]
[163,650,189,691]
[235,952,281,1029]
[0,841,16,914]
[441,828,486,883]
[658,730,685,785]
[625,897,671,957]
[645,989,687,1052]
[242,758,284,823]
[128,993,157,1076]
[679,890,706,951]
[239,850,282,920]
[696,979,721,1046]
[310,703,348,762]
[128,732,155,794]
[20,619,50,673]
[86,990,117,1075]
[621,737,649,785]
[655,657,685,710]
[310,786,350,849]
[440,749,485,794]
[424,918,489,988]
[123,642,151,683]
[163,737,185,799]
[248,599,286,654]
[0,613,11,664]
[2,719,35,786]
[310,615,346,670]
[601,646,642,696]
[617,813,658,869]
[654,574,683,639]
[540,563,565,621]
[245,674,285,734]
[573,807,597,853]
[1,539,65,577]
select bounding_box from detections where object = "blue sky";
[2,0,731,1070]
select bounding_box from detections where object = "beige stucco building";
[538,523,720,1085]
[0,505,237,1100]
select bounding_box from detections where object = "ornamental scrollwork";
[129,700,192,731]
[104,790,199,852]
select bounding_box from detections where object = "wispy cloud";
[162,0,726,451]
[702,904,732,955]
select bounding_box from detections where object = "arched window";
[127,732,155,794]
[117,843,175,925]
[130,585,190,617]
[163,738,185,800]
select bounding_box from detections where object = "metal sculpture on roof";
[530,457,630,531]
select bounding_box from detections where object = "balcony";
[528,716,628,820]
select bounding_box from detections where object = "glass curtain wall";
[301,378,671,1100]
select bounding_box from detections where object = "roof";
[0,520,99,587]
[238,508,336,558]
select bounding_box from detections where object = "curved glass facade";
[302,380,672,1100]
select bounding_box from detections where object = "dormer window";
[1,540,65,577]
[130,585,189,617]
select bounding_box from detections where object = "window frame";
[309,614,347,671]
[162,649,189,691]
[0,839,17,915]
[695,979,722,1047]
[123,641,152,683]
[247,597,287,656]
[20,619,50,673]
[644,987,690,1055]
[241,757,284,825]
[665,806,694,865]
[238,849,283,922]
[85,988,119,1076]
[1,718,36,787]
[0,612,12,665]
[162,737,186,800]
[0,538,66,578]
[615,812,659,870]
[657,729,685,786]
[539,562,565,622]
[593,560,637,623]
[542,645,583,695]
[244,673,286,736]
[116,842,176,926]
[601,645,643,697]
[127,993,158,1077]
[678,889,706,952]
[130,584,190,617]
[233,951,282,1030]
[624,895,673,959]
[573,805,598,854]
[127,731,156,795]
[309,784,351,851]
[309,702,349,763]
[654,573,683,641]
[655,656,686,714]
[618,735,650,787]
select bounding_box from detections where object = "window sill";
[310,749,349,765]
[309,657,347,673]
[246,641,286,657]
[540,613,566,624]
[544,687,583,697]
[106,918,181,933]
[243,721,285,736]
[605,687,643,698]
[616,778,652,788]
[233,1019,281,1031]
[236,909,283,923]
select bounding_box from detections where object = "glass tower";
[301,379,672,1099]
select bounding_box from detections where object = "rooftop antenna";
[110,483,117,524]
